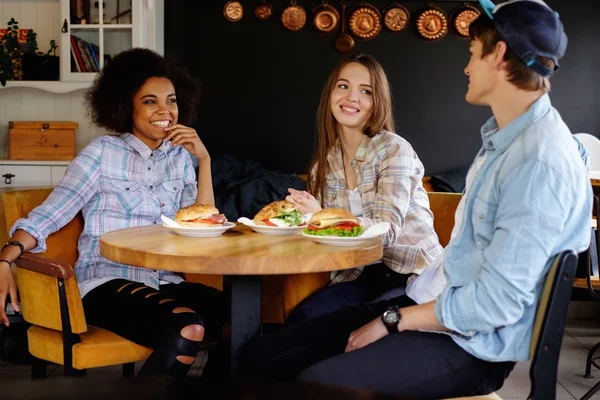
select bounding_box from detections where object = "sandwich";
[174,204,227,227]
[253,200,305,227]
[304,208,364,237]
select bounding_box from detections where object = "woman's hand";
[286,188,322,215]
[164,124,210,161]
[345,317,388,353]
[0,262,19,327]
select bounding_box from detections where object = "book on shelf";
[70,34,101,72]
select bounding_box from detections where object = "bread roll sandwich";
[175,204,227,227]
[253,200,305,227]
[304,208,364,237]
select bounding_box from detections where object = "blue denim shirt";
[435,94,592,362]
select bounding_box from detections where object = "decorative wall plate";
[255,1,273,20]
[223,1,243,22]
[451,5,481,38]
[384,4,410,32]
[282,1,307,31]
[416,7,448,41]
[313,3,340,34]
[348,4,382,40]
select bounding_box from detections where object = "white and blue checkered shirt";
[10,133,197,291]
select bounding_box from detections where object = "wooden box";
[8,121,78,161]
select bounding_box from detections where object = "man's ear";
[493,41,509,71]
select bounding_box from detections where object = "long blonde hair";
[307,54,396,205]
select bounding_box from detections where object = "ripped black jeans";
[82,279,225,378]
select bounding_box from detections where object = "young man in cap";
[238,1,592,398]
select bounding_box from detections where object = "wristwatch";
[381,306,401,334]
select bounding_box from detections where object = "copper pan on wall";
[334,3,354,53]
[255,0,273,20]
[313,1,340,34]
[223,0,243,22]
[383,3,410,32]
[415,5,449,41]
[282,0,307,32]
[450,4,481,39]
[348,2,382,41]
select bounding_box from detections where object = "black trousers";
[239,295,515,399]
[82,279,226,377]
[286,262,410,325]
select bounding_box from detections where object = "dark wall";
[165,0,600,175]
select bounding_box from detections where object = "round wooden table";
[99,223,382,374]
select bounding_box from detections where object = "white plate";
[301,222,390,247]
[301,232,375,247]
[237,217,306,236]
[163,222,236,237]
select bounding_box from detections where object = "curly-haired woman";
[0,48,225,377]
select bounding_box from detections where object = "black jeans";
[239,295,515,399]
[82,279,226,377]
[286,262,410,325]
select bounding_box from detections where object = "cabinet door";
[60,0,144,82]
[0,165,52,188]
[51,166,68,186]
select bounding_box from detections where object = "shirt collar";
[121,133,171,160]
[480,93,552,153]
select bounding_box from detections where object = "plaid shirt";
[315,131,442,284]
[10,133,198,290]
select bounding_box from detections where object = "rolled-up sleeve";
[435,161,572,335]
[9,141,102,253]
[180,151,198,208]
[358,141,423,247]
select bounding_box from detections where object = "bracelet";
[1,241,24,255]
[0,260,11,266]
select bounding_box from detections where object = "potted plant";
[0,18,60,86]
[0,18,24,86]
[21,31,60,81]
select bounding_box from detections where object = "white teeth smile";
[341,106,359,113]
[150,120,170,128]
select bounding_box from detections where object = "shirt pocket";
[158,179,184,216]
[107,180,145,214]
[471,196,498,250]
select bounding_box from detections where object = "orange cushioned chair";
[3,189,152,378]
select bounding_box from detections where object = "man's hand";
[0,262,19,326]
[345,317,388,353]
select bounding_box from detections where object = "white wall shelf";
[0,81,90,94]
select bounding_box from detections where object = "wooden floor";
[2,319,600,399]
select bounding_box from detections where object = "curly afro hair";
[85,48,201,134]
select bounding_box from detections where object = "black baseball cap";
[477,0,568,77]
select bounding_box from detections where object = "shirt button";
[161,203,165,207]
[149,185,154,190]
[173,187,177,191]
[153,221,157,224]
[147,167,151,171]
[125,187,130,191]
[479,214,484,220]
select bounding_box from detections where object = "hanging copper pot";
[415,6,449,41]
[223,0,244,22]
[282,0,307,32]
[255,0,273,21]
[348,2,382,40]
[313,1,340,34]
[450,4,481,39]
[383,3,410,32]
[334,3,354,53]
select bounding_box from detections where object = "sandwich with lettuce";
[304,208,364,237]
[253,200,305,227]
